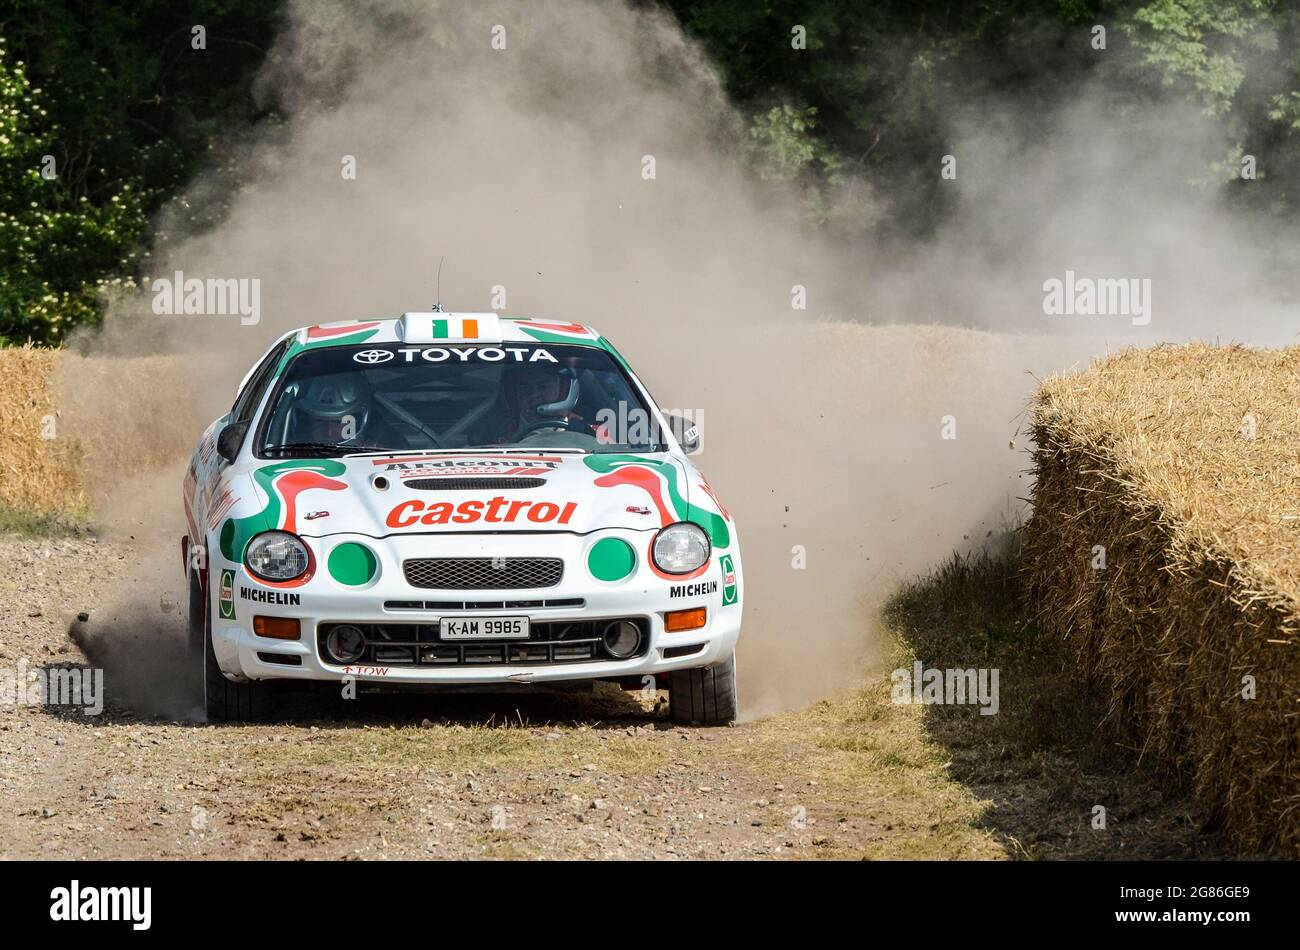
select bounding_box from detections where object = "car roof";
[288,313,604,349]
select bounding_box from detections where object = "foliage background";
[1,0,1298,344]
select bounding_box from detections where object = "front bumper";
[209,528,742,685]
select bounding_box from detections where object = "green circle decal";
[328,543,378,586]
[588,538,636,582]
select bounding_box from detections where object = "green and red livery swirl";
[219,459,348,563]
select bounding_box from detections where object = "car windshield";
[256,342,667,456]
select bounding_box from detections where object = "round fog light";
[324,624,366,664]
[602,620,642,659]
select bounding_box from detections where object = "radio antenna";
[433,255,445,312]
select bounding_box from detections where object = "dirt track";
[0,534,1229,860]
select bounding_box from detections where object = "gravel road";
[0,533,1226,860]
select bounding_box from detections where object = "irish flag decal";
[432,317,478,339]
[397,312,501,343]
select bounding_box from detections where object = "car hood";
[230,451,696,540]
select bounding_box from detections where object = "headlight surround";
[244,530,311,582]
[651,522,711,574]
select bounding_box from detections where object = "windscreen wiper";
[262,442,386,457]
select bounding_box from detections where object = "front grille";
[318,618,650,667]
[403,477,546,491]
[403,557,563,590]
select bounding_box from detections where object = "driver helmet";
[504,364,570,422]
[293,374,371,442]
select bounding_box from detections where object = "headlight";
[652,522,710,574]
[245,531,311,582]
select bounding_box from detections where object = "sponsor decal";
[219,570,235,619]
[239,586,302,606]
[720,554,737,605]
[373,453,563,465]
[197,429,218,466]
[401,466,552,478]
[205,484,239,531]
[381,457,561,476]
[670,580,718,598]
[697,475,731,522]
[353,346,557,365]
[386,497,577,528]
[182,495,200,548]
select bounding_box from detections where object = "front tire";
[669,652,738,726]
[188,568,274,723]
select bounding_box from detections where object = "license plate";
[439,616,530,640]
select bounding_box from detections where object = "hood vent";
[404,477,546,491]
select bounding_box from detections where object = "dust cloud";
[63,0,1300,716]
[67,465,200,720]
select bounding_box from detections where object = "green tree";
[666,0,1300,227]
[1123,0,1300,208]
[0,0,277,343]
[1126,0,1281,115]
[0,38,146,345]
[666,0,1110,237]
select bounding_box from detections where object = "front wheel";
[669,652,738,726]
[188,568,274,723]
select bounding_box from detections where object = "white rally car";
[182,312,741,724]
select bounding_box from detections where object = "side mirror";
[216,421,249,464]
[665,414,700,455]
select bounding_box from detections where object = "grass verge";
[875,544,1231,859]
[0,506,92,538]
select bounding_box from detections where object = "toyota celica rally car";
[182,312,741,725]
